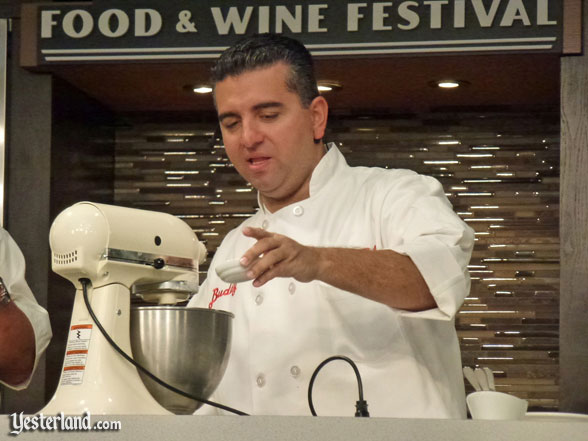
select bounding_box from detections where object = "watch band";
[0,277,11,305]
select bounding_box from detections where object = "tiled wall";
[115,111,560,410]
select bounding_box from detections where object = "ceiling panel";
[49,53,560,114]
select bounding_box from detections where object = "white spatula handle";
[463,367,481,391]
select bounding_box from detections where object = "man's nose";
[241,119,264,148]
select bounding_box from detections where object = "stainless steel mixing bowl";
[130,306,233,414]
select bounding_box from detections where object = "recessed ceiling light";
[430,79,470,89]
[317,81,342,92]
[438,81,460,88]
[193,86,213,94]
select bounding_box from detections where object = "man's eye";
[223,120,239,129]
[261,113,278,120]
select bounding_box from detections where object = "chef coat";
[188,144,474,418]
[0,228,52,390]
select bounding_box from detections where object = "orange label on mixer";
[66,349,88,355]
[61,325,93,386]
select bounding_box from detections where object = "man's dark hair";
[211,34,319,108]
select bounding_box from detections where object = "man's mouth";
[248,157,270,165]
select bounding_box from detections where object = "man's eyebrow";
[253,101,283,111]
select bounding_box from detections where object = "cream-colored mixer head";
[49,201,206,302]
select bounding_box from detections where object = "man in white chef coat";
[188,34,474,418]
[0,227,52,392]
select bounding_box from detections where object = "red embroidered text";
[209,284,237,309]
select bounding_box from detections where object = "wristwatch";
[0,277,11,306]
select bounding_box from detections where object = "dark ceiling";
[49,52,561,115]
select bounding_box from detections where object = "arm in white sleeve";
[0,229,52,389]
[382,174,475,320]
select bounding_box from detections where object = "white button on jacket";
[292,206,304,216]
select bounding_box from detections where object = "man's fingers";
[242,226,270,239]
[247,248,286,282]
[241,238,277,265]
[238,228,312,285]
[240,230,281,266]
[251,262,283,287]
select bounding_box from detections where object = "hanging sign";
[21,0,563,67]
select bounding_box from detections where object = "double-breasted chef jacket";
[188,143,474,418]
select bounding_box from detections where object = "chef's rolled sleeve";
[382,174,475,320]
[395,235,473,320]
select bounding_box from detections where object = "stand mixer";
[41,202,226,415]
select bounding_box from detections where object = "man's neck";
[261,187,310,213]
[260,143,327,213]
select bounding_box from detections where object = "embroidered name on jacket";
[209,284,237,309]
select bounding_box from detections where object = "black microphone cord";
[307,355,370,417]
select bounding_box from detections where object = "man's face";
[214,62,327,211]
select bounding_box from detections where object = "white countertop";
[2,415,588,441]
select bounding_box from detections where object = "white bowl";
[467,391,528,420]
[215,258,255,284]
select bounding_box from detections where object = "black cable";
[80,278,248,416]
[307,355,370,417]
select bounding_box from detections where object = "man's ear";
[309,95,329,142]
